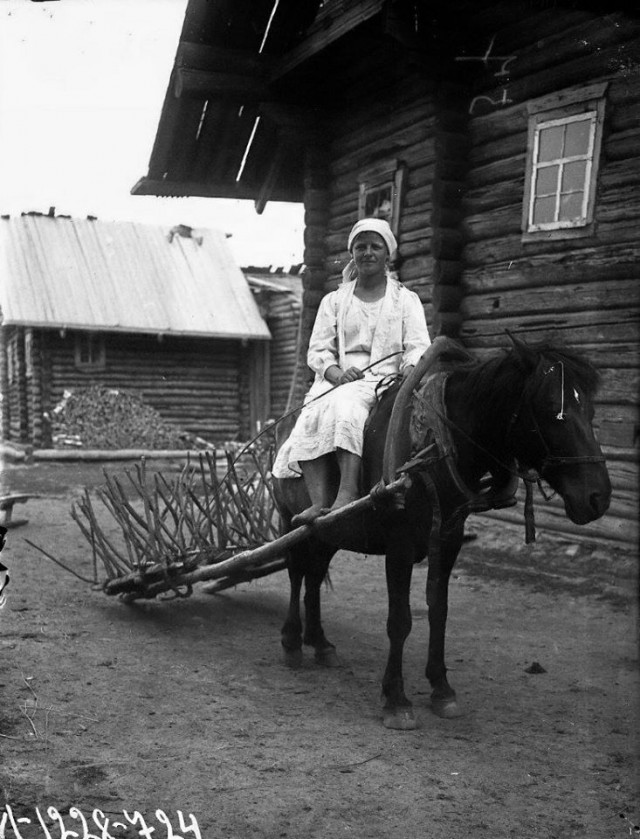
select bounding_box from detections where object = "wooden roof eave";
[3,318,271,342]
[168,0,390,100]
[130,176,301,203]
[132,0,390,206]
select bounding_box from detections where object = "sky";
[0,0,305,268]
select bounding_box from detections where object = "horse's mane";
[458,341,601,430]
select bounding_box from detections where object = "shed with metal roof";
[0,213,272,447]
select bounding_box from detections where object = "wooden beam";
[254,137,298,214]
[259,102,328,139]
[176,42,275,76]
[271,0,384,80]
[174,67,271,101]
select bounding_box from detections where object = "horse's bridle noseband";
[507,363,606,477]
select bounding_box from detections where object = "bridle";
[505,361,606,477]
[418,360,606,544]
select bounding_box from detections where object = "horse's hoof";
[283,648,303,669]
[431,696,462,718]
[382,707,418,730]
[314,646,339,667]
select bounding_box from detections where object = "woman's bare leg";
[331,448,362,511]
[291,455,334,526]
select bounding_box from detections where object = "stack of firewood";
[51,386,202,450]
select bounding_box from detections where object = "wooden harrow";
[59,442,413,603]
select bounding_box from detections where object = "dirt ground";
[0,459,638,839]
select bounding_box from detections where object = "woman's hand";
[325,365,364,386]
[339,366,365,384]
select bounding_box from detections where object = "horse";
[272,334,611,729]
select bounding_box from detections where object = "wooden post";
[0,327,9,442]
[296,140,331,402]
[15,328,28,445]
[430,81,470,339]
[26,328,44,448]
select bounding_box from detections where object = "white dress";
[272,277,431,479]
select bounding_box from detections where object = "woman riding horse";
[272,218,431,525]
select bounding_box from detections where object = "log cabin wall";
[28,330,249,446]
[302,36,469,342]
[1,326,29,445]
[456,9,640,548]
[266,290,303,419]
[248,279,304,419]
[323,71,438,316]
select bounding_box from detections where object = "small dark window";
[357,158,406,236]
[75,333,105,370]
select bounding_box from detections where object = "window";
[357,158,406,237]
[522,83,607,240]
[75,332,105,370]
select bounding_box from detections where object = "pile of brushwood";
[50,386,206,450]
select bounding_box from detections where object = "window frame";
[522,82,608,242]
[74,331,106,371]
[357,158,406,237]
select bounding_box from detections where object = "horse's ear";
[506,330,536,372]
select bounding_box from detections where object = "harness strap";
[417,471,443,567]
[383,337,473,483]
[523,473,537,544]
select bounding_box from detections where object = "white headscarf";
[347,218,397,258]
[342,218,398,283]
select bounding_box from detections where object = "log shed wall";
[1,326,29,446]
[457,9,640,547]
[266,291,303,418]
[11,330,251,447]
[248,277,304,420]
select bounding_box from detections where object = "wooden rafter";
[174,68,271,101]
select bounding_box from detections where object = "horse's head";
[507,335,611,525]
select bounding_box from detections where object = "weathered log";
[399,255,435,284]
[461,278,640,320]
[460,310,640,347]
[431,228,465,260]
[462,244,640,293]
[482,506,638,546]
[432,285,465,312]
[466,154,526,191]
[201,558,289,595]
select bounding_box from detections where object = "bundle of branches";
[51,386,204,450]
[69,447,283,599]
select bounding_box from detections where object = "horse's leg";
[425,523,464,718]
[381,534,417,730]
[302,541,339,666]
[281,539,337,667]
[281,547,305,668]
